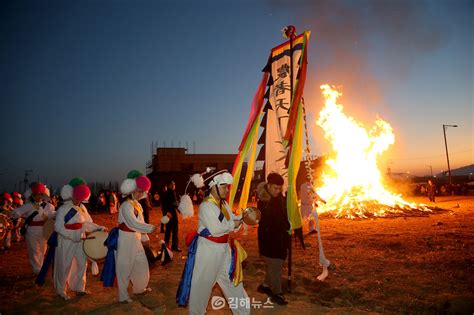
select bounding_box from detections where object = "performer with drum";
[116,170,156,303]
[54,178,106,300]
[11,192,24,243]
[176,171,250,315]
[1,192,14,249]
[11,182,55,274]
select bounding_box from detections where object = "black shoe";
[271,294,288,305]
[257,284,272,296]
[172,247,182,252]
[308,230,317,235]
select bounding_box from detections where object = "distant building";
[147,147,237,194]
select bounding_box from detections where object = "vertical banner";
[265,32,310,191]
[230,31,310,231]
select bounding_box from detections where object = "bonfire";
[315,85,435,219]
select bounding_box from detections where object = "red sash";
[29,220,45,226]
[185,231,229,246]
[65,223,83,230]
[119,223,135,232]
[205,234,229,243]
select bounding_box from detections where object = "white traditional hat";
[61,178,91,202]
[208,172,233,188]
[120,170,151,196]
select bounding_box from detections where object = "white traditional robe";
[1,205,13,248]
[188,196,250,315]
[116,199,155,302]
[12,201,56,274]
[54,201,103,299]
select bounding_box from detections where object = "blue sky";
[0,0,472,191]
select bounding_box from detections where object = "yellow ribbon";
[232,239,247,286]
[129,199,143,216]
[73,204,85,216]
[204,194,230,221]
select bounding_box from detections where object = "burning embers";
[315,85,432,219]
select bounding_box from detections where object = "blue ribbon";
[228,242,236,281]
[35,208,77,286]
[100,227,119,287]
[176,228,211,306]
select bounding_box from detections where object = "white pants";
[189,237,250,315]
[116,230,150,302]
[25,227,46,274]
[54,237,87,297]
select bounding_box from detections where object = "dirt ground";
[1,196,473,314]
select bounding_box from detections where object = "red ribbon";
[119,223,135,232]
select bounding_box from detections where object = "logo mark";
[211,296,226,310]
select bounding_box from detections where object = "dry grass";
[1,196,473,314]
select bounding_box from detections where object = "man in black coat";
[257,173,290,305]
[139,192,152,224]
[162,180,181,252]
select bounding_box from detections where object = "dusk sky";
[1,0,472,192]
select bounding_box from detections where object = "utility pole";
[23,169,33,192]
[442,124,458,186]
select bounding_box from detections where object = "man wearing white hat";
[116,170,156,303]
[54,178,106,300]
[178,171,250,315]
[11,182,56,274]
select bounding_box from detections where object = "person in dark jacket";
[139,192,153,224]
[257,173,290,305]
[158,185,168,233]
[162,180,181,252]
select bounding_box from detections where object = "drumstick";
[81,236,96,240]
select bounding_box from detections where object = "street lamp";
[425,165,433,177]
[442,124,458,186]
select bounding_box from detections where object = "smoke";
[263,0,450,96]
[263,0,458,155]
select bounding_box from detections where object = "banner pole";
[287,28,295,293]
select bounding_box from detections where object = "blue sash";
[100,227,119,287]
[229,243,236,280]
[35,208,77,286]
[176,228,211,306]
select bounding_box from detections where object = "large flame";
[315,84,427,218]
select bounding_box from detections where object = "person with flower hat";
[116,170,156,303]
[1,192,14,249]
[11,182,55,274]
[10,192,24,243]
[1,192,13,213]
[53,178,106,300]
